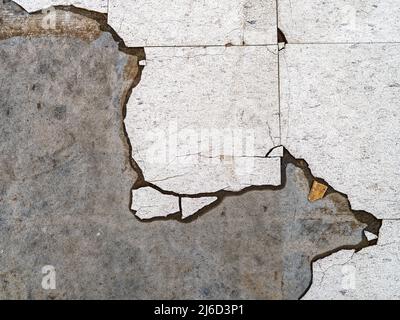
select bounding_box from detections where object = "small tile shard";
[131,187,180,220]
[308,180,328,202]
[181,197,218,219]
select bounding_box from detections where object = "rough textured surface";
[14,0,107,13]
[280,44,400,219]
[304,220,400,300]
[278,0,400,43]
[108,0,277,46]
[0,4,379,299]
[126,45,281,202]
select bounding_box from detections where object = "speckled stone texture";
[14,0,107,13]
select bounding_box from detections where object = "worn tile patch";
[278,0,400,43]
[280,43,400,219]
[126,46,281,201]
[108,0,277,46]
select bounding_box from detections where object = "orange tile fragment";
[308,181,328,202]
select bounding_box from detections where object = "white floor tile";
[181,197,218,219]
[108,0,277,46]
[132,187,180,219]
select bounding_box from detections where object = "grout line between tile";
[276,0,282,145]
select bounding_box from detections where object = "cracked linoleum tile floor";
[0,0,399,299]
